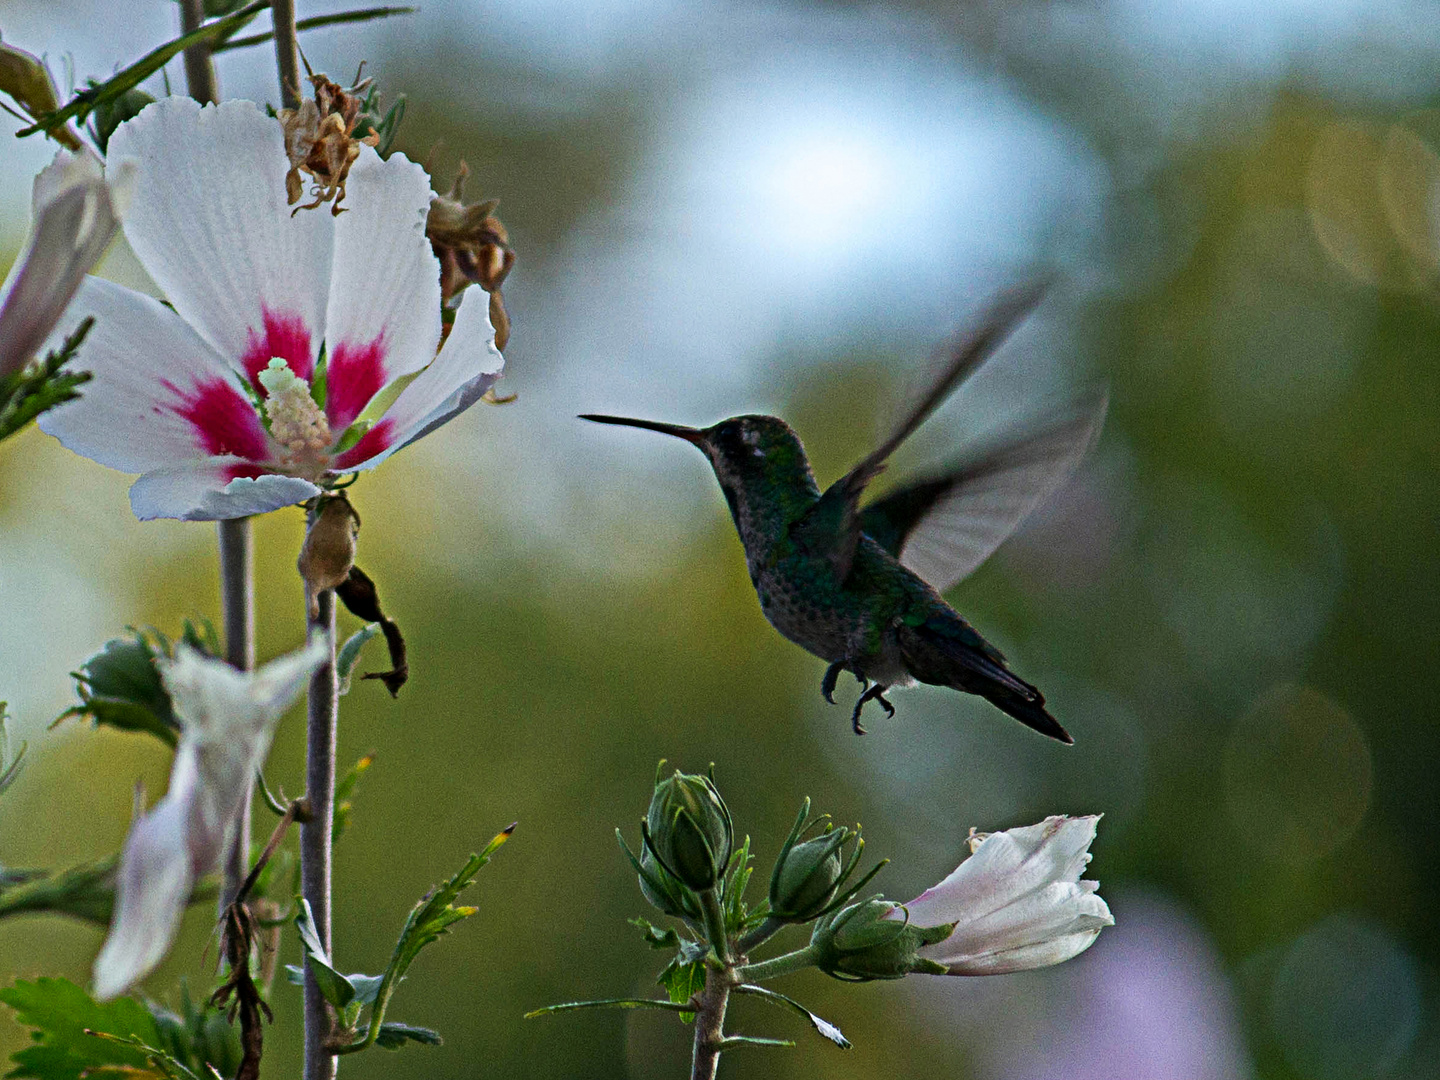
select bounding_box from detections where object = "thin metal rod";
[272,0,303,109]
[301,587,338,1080]
[178,0,219,105]
[217,518,255,912]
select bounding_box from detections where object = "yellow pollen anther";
[259,357,331,466]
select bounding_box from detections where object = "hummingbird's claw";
[821,662,845,705]
[851,682,895,734]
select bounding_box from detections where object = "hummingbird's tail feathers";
[975,683,1073,745]
[899,617,1073,744]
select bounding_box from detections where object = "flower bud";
[770,830,845,922]
[643,768,733,893]
[297,494,360,620]
[811,900,951,981]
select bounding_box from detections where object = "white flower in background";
[0,146,131,379]
[93,635,327,1001]
[39,96,504,520]
[889,814,1113,975]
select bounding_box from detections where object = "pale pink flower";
[0,145,130,378]
[93,635,327,1000]
[888,815,1113,975]
[39,97,503,520]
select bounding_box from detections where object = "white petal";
[332,286,503,471]
[901,816,1101,928]
[161,635,329,744]
[891,815,1113,975]
[322,147,442,431]
[106,98,332,386]
[129,461,321,521]
[0,148,123,378]
[93,757,200,1000]
[37,277,272,474]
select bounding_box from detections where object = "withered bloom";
[278,72,378,215]
[427,162,515,350]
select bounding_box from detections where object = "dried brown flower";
[427,162,516,350]
[278,73,378,215]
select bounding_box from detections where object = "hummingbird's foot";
[821,662,845,705]
[850,683,895,735]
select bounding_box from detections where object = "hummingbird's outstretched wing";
[859,392,1107,595]
[790,281,1049,580]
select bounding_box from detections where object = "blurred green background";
[2,1,1439,1078]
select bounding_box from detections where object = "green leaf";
[0,977,163,1079]
[336,826,513,1055]
[733,984,851,1049]
[524,998,695,1019]
[84,1030,214,1079]
[0,855,119,925]
[147,983,242,1080]
[0,318,93,443]
[630,916,680,950]
[211,6,416,54]
[283,967,382,1006]
[373,1022,442,1049]
[15,3,271,139]
[718,1035,795,1050]
[332,752,373,845]
[294,900,357,1008]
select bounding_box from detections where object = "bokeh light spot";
[1223,683,1371,864]
[1271,915,1422,1080]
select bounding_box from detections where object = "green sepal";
[88,86,154,153]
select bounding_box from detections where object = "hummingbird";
[581,284,1105,742]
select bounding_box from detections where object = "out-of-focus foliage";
[1,2,1439,1079]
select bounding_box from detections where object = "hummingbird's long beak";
[578,414,707,446]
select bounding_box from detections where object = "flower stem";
[217,517,255,914]
[301,587,338,1080]
[735,915,786,957]
[734,942,824,984]
[698,887,731,966]
[271,0,303,109]
[690,963,733,1080]
[177,0,219,105]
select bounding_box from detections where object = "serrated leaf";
[294,900,357,1008]
[733,984,851,1049]
[0,977,163,1079]
[373,1022,442,1049]
[331,753,373,846]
